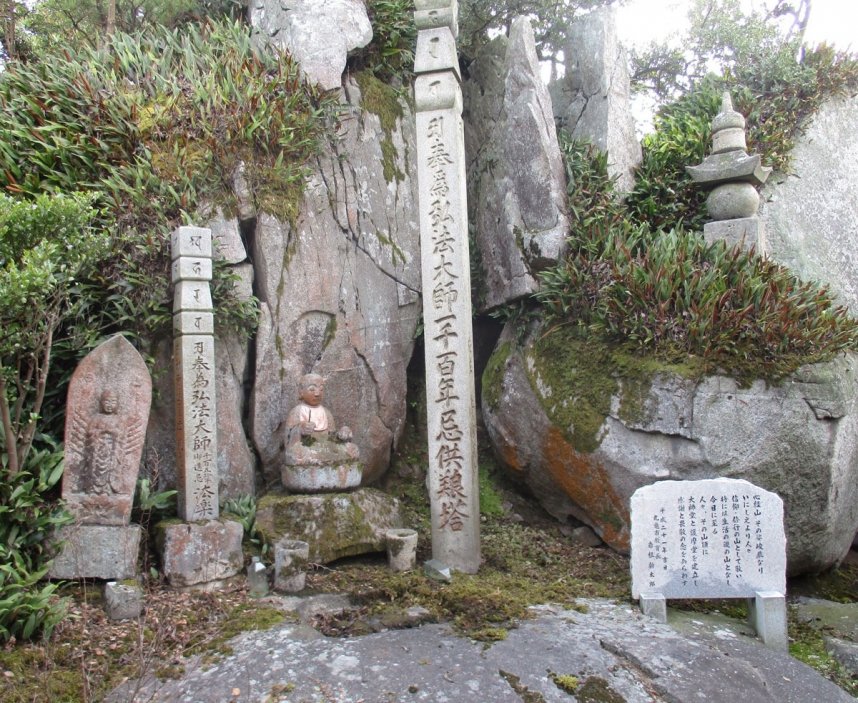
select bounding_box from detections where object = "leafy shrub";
[0,18,337,344]
[536,135,858,381]
[0,435,71,642]
[626,47,858,231]
[0,192,105,472]
[350,0,417,84]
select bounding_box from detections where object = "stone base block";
[156,519,243,588]
[280,461,362,493]
[256,488,401,564]
[704,216,765,254]
[639,592,667,623]
[748,590,788,651]
[104,581,143,620]
[48,524,140,580]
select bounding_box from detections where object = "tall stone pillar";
[159,226,244,590]
[414,0,480,573]
[171,226,218,520]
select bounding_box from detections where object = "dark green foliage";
[536,135,858,381]
[0,19,337,342]
[626,46,858,231]
[0,436,71,642]
[624,81,719,233]
[351,0,417,84]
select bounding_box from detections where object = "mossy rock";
[256,488,402,564]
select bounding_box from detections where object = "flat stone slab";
[48,524,140,580]
[104,599,854,703]
[255,488,401,564]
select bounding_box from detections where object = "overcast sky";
[616,0,857,51]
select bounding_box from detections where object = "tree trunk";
[2,0,17,60]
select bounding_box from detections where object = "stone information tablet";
[631,478,786,599]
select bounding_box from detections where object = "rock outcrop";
[761,95,858,312]
[249,0,373,91]
[482,323,858,575]
[551,6,641,192]
[463,16,569,310]
[251,78,421,485]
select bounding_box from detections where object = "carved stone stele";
[62,335,152,526]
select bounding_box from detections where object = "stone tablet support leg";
[748,590,788,651]
[639,592,667,623]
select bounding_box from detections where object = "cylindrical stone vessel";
[706,182,760,220]
[385,528,418,573]
[273,539,310,593]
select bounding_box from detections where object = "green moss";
[187,604,284,658]
[576,676,627,703]
[481,341,512,411]
[548,672,579,693]
[788,618,858,697]
[479,463,505,517]
[354,71,405,184]
[499,670,547,703]
[525,326,705,452]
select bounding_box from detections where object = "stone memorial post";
[631,478,788,650]
[414,0,480,573]
[172,225,218,520]
[49,334,152,580]
[157,226,244,589]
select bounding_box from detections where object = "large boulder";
[249,0,373,91]
[550,6,641,193]
[761,95,858,312]
[251,77,421,485]
[482,323,858,575]
[463,16,569,310]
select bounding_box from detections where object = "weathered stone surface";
[49,524,140,580]
[62,335,152,526]
[704,216,766,252]
[249,0,372,91]
[208,211,248,265]
[630,479,786,599]
[255,488,402,564]
[482,324,858,575]
[250,77,421,485]
[104,581,143,621]
[157,519,244,588]
[273,539,309,593]
[105,599,854,703]
[706,181,760,220]
[551,7,641,192]
[761,95,858,311]
[463,17,569,310]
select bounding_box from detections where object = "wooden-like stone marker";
[172,225,218,521]
[631,478,788,650]
[414,0,480,573]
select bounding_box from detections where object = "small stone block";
[423,559,452,583]
[414,0,453,9]
[171,226,212,260]
[414,27,460,78]
[173,311,214,336]
[157,519,243,589]
[171,257,213,283]
[273,539,310,593]
[48,524,140,580]
[104,581,143,621]
[172,280,213,313]
[639,592,667,623]
[704,217,765,254]
[386,528,418,573]
[415,4,458,37]
[415,73,461,112]
[748,591,788,651]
